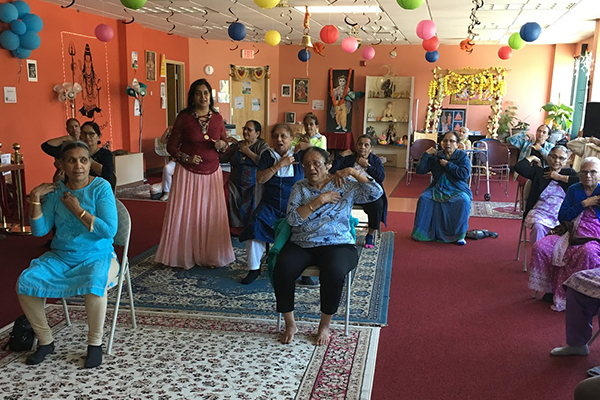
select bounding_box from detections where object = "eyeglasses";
[442,139,457,143]
[578,170,598,176]
[303,161,325,169]
[548,154,567,161]
[81,130,97,136]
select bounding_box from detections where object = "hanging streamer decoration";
[122,8,135,24]
[462,0,483,54]
[227,0,240,51]
[200,9,209,44]
[61,0,76,8]
[282,8,293,45]
[166,0,175,35]
[251,28,260,55]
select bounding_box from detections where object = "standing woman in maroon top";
[155,79,235,269]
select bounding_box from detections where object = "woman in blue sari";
[239,124,304,284]
[412,131,472,245]
[220,120,269,228]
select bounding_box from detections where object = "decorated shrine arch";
[425,66,508,138]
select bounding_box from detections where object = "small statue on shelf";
[367,109,376,121]
[381,79,393,98]
[381,101,394,122]
[383,123,397,145]
[366,126,377,146]
[397,135,408,146]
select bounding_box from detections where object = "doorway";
[165,61,185,126]
[229,65,270,134]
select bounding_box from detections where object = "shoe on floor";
[297,276,319,288]
[159,192,169,201]
[457,239,467,246]
[550,344,589,356]
[365,234,374,249]
[26,342,55,365]
[587,366,600,377]
[241,269,260,285]
[542,293,554,303]
[85,345,103,368]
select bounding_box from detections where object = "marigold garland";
[329,68,353,106]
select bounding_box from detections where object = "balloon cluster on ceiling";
[0,1,43,59]
[498,22,542,60]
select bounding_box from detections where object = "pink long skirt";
[155,164,235,269]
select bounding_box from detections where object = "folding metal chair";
[406,139,437,186]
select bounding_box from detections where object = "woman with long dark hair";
[155,79,235,269]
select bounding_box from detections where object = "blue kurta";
[18,178,118,298]
[239,150,304,243]
[412,149,472,243]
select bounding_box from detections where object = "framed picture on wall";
[293,78,309,104]
[26,59,37,82]
[285,112,296,124]
[438,108,466,133]
[145,50,157,81]
[449,88,493,105]
[281,84,291,97]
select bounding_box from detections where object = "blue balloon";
[20,30,40,50]
[0,3,19,23]
[12,1,30,19]
[228,22,246,41]
[425,50,439,63]
[12,47,31,59]
[520,22,541,42]
[298,49,311,62]
[11,20,27,36]
[22,13,43,33]
[0,30,20,51]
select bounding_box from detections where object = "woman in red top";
[155,79,235,269]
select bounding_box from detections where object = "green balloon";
[120,0,147,10]
[508,32,525,50]
[396,0,424,10]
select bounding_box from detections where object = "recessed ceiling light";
[294,6,382,14]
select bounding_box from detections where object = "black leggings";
[359,195,385,230]
[273,242,358,315]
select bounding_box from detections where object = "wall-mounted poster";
[327,69,354,133]
[285,112,296,124]
[281,84,291,97]
[145,50,156,81]
[438,108,466,133]
[26,60,37,82]
[293,78,309,104]
[450,88,493,105]
[131,51,138,69]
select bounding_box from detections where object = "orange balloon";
[313,42,325,56]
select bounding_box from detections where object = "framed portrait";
[281,84,291,97]
[145,50,157,81]
[438,108,466,133]
[285,112,296,124]
[449,88,493,105]
[293,78,309,104]
[26,59,37,82]
[326,69,354,133]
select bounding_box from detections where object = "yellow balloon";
[265,30,281,46]
[254,0,279,9]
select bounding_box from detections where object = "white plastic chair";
[60,199,137,355]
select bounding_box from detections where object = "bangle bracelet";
[270,166,277,174]
[308,203,315,212]
[79,210,86,219]
[28,200,41,205]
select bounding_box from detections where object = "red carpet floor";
[391,172,520,203]
[373,211,600,400]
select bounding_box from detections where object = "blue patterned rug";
[115,233,394,326]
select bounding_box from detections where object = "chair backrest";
[523,179,532,202]
[154,137,169,157]
[114,199,131,250]
[410,139,437,159]
[479,139,510,166]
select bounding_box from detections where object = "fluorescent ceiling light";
[294,6,382,13]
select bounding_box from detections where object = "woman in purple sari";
[528,157,600,311]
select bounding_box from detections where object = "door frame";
[164,60,186,125]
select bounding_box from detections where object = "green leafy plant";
[541,102,573,132]
[499,101,530,136]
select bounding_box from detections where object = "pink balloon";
[498,46,512,60]
[95,24,114,42]
[362,45,375,60]
[341,37,358,53]
[422,36,439,52]
[416,20,436,40]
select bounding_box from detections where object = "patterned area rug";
[0,305,379,400]
[470,201,521,220]
[116,183,156,201]
[104,233,394,326]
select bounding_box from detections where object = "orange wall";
[276,44,557,140]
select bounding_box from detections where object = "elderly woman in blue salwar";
[239,124,305,284]
[16,141,118,368]
[412,131,472,245]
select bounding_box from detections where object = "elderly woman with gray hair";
[528,156,600,311]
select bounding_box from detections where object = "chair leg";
[522,227,528,272]
[277,313,282,332]
[107,274,126,356]
[345,270,352,336]
[516,222,524,260]
[125,269,137,329]
[61,298,71,326]
[588,329,600,346]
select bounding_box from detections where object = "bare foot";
[280,325,298,344]
[315,325,330,346]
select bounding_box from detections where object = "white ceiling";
[42,0,600,46]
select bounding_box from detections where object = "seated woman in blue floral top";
[273,147,383,346]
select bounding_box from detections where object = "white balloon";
[53,84,63,92]
[62,82,72,91]
[58,93,67,102]
[73,83,82,93]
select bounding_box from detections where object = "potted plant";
[541,102,573,143]
[498,101,530,141]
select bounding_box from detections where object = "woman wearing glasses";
[514,146,579,243]
[528,157,600,311]
[411,132,472,245]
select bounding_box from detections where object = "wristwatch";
[179,152,190,163]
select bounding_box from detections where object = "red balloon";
[498,46,512,60]
[422,36,439,52]
[319,25,339,45]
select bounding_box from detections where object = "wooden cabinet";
[364,76,414,168]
